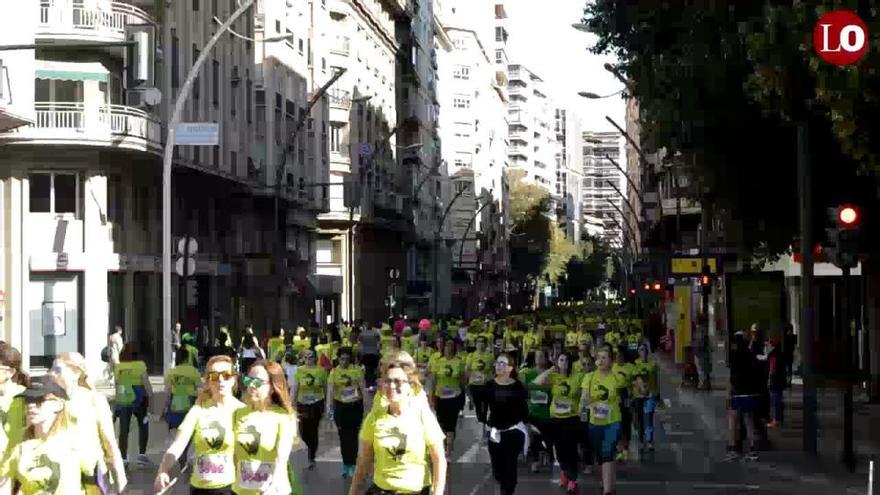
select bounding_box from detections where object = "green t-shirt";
[577,331,594,347]
[294,366,328,404]
[572,358,595,376]
[184,344,200,368]
[522,368,551,419]
[232,405,296,495]
[359,401,445,493]
[315,343,339,364]
[465,351,494,386]
[165,364,200,413]
[401,337,416,356]
[328,366,364,403]
[626,333,642,350]
[430,356,464,398]
[341,326,352,342]
[582,370,624,426]
[0,432,84,495]
[604,331,622,348]
[0,384,26,457]
[178,399,246,489]
[549,372,583,418]
[114,360,147,407]
[267,337,285,362]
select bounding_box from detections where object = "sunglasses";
[495,361,509,367]
[382,378,410,388]
[242,376,266,388]
[206,371,236,382]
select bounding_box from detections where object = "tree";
[560,235,616,301]
[582,1,879,258]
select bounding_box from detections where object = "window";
[495,50,504,63]
[454,122,472,138]
[329,123,344,153]
[212,59,219,105]
[192,46,200,100]
[453,38,466,50]
[213,146,219,166]
[212,0,217,13]
[275,20,281,34]
[230,66,237,116]
[298,39,304,54]
[453,65,470,80]
[171,30,179,89]
[453,95,470,109]
[192,0,199,10]
[286,29,293,48]
[495,27,505,42]
[29,172,77,214]
[454,181,468,194]
[453,152,472,168]
[246,72,252,122]
[321,57,326,72]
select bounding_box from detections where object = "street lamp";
[578,89,624,99]
[571,22,591,32]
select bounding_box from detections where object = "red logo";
[814,10,869,65]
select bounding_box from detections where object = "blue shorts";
[588,422,621,464]
[165,412,186,429]
[731,395,759,413]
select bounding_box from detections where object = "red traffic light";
[838,206,858,226]
[629,288,636,295]
[700,275,710,286]
[653,283,662,291]
[643,283,650,291]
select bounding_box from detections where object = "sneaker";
[743,451,758,462]
[565,480,578,494]
[723,450,740,462]
[308,460,316,470]
[558,471,569,487]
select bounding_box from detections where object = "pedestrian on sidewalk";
[748,325,771,448]
[766,338,785,428]
[726,331,760,462]
[783,323,796,386]
[486,353,529,495]
[359,323,382,390]
[52,352,127,494]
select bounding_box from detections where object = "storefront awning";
[35,61,108,82]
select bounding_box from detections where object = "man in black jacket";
[726,331,760,461]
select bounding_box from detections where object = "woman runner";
[632,343,658,453]
[114,344,153,467]
[522,349,554,473]
[485,353,528,495]
[349,353,447,495]
[465,336,495,438]
[327,347,367,478]
[52,352,127,494]
[162,347,201,469]
[428,339,466,456]
[291,349,328,470]
[232,360,297,494]
[580,347,625,495]
[154,355,245,494]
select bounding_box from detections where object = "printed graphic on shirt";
[26,454,60,492]
[238,424,261,456]
[383,426,408,461]
[202,421,226,450]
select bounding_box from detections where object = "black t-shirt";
[486,379,528,430]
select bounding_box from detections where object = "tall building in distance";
[583,131,624,245]
[555,108,584,242]
[507,63,559,194]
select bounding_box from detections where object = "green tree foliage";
[560,236,616,300]
[583,1,880,257]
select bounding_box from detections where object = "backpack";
[100,346,111,363]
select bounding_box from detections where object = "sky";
[504,0,625,134]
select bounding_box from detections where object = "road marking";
[454,441,483,464]
[466,470,493,495]
[316,446,342,462]
[665,431,695,437]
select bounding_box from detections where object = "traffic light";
[653,282,662,291]
[700,264,712,296]
[826,204,862,269]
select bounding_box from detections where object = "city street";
[115,357,867,495]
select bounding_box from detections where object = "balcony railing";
[330,36,350,55]
[328,88,351,109]
[38,1,154,41]
[5,102,161,150]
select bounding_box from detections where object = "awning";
[35,61,108,82]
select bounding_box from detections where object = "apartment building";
[583,130,625,245]
[437,0,510,318]
[507,63,558,194]
[555,108,584,242]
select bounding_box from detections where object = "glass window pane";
[53,174,77,213]
[29,174,51,212]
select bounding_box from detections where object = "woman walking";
[114,344,153,467]
[485,353,528,495]
[428,339,466,456]
[466,336,495,437]
[580,347,624,495]
[232,360,297,494]
[522,349,554,473]
[106,325,124,380]
[52,352,127,493]
[162,347,201,469]
[154,355,245,494]
[327,347,366,478]
[291,349,328,469]
[632,343,658,453]
[349,353,447,495]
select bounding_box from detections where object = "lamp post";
[577,89,624,99]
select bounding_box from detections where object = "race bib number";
[592,402,611,420]
[340,386,359,402]
[470,372,485,384]
[196,453,231,483]
[300,392,320,404]
[529,390,549,405]
[439,386,459,399]
[238,460,274,491]
[553,399,572,415]
[628,343,639,351]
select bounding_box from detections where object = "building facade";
[555,108,583,242]
[583,130,624,245]
[507,63,558,194]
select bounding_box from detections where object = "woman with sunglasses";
[114,344,153,467]
[327,347,366,478]
[233,360,297,495]
[51,352,127,494]
[349,352,447,495]
[291,349,328,470]
[485,353,528,495]
[0,375,84,493]
[427,339,466,456]
[154,355,245,494]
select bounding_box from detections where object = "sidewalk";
[655,345,879,494]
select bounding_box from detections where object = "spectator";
[725,331,760,461]
[783,323,797,385]
[766,338,785,428]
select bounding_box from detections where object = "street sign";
[175,123,219,146]
[175,257,196,276]
[670,257,718,275]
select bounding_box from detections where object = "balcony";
[38,1,155,45]
[0,102,161,153]
[328,88,352,110]
[330,36,350,56]
[0,60,32,132]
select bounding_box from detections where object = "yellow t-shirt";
[359,402,445,493]
[178,399,246,489]
[267,337,285,362]
[232,405,296,495]
[0,431,85,495]
[465,352,495,386]
[565,331,579,348]
[582,370,625,426]
[549,372,584,418]
[328,366,364,403]
[294,366,328,405]
[166,364,200,413]
[430,356,464,398]
[64,389,113,474]
[0,384,26,457]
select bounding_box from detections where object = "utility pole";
[797,121,818,456]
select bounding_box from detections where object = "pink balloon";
[418,319,432,331]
